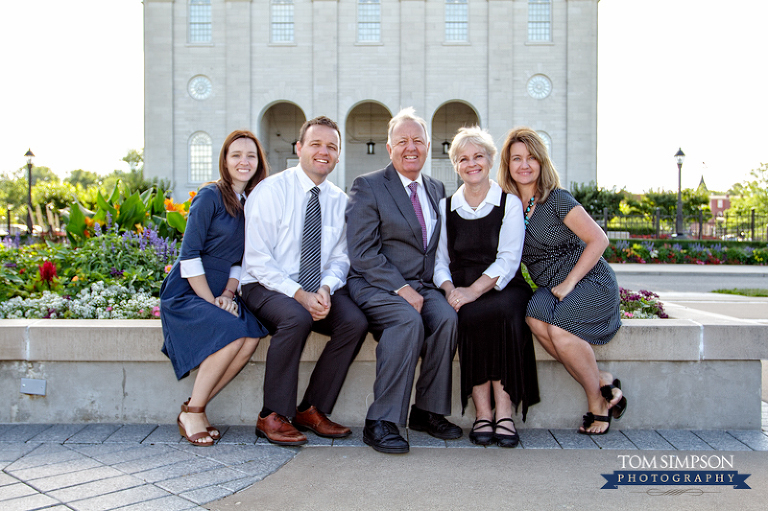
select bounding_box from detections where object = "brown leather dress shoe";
[255,412,307,446]
[293,406,352,438]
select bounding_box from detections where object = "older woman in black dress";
[434,127,540,447]
[160,130,269,446]
[498,127,626,435]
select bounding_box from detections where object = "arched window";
[445,0,468,42]
[537,131,552,159]
[271,0,294,43]
[189,0,212,43]
[189,132,213,182]
[528,0,551,42]
[358,0,381,42]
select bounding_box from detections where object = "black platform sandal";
[578,412,611,435]
[469,419,495,446]
[494,418,520,448]
[600,379,627,420]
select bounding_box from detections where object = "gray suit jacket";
[346,163,445,303]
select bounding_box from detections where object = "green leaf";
[166,211,187,233]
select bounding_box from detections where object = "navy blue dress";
[160,184,268,380]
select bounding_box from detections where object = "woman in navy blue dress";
[161,130,269,446]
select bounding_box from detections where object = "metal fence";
[592,209,768,242]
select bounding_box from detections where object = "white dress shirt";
[180,190,245,282]
[241,165,350,297]
[433,180,525,291]
[396,171,437,243]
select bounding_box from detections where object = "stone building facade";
[144,0,598,199]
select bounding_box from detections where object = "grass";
[712,288,768,297]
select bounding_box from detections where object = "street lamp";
[674,148,685,236]
[24,149,35,235]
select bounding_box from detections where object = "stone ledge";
[2,317,766,363]
[0,315,765,429]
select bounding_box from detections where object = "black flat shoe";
[578,412,611,435]
[408,405,463,440]
[468,419,495,446]
[600,378,627,420]
[494,418,519,448]
[363,419,409,454]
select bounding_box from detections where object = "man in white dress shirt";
[240,116,368,446]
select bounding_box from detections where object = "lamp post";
[24,149,35,235]
[674,148,685,236]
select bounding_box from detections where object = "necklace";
[524,196,535,228]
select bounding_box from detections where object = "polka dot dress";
[522,189,621,345]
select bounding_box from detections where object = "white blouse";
[433,180,525,291]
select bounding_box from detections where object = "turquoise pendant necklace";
[524,196,535,228]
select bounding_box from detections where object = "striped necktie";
[298,186,322,293]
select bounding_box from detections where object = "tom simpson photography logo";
[601,455,751,491]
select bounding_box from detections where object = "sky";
[1,0,766,194]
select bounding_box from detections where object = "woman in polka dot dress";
[497,127,626,435]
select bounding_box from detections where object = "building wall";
[144,0,599,199]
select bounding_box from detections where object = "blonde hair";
[497,127,561,203]
[448,126,497,172]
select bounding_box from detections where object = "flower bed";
[619,288,667,319]
[1,220,174,319]
[604,239,768,265]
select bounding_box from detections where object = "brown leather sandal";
[182,398,220,440]
[178,401,214,446]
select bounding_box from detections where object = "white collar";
[396,171,425,191]
[450,180,502,211]
[294,165,327,194]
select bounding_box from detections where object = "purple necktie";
[408,182,427,251]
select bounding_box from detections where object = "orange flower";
[84,217,95,228]
[72,276,80,282]
[164,198,175,211]
[189,191,197,200]
[134,224,144,234]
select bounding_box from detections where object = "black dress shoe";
[408,405,463,440]
[363,420,409,454]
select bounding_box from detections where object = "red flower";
[39,261,58,283]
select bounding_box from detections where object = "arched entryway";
[344,102,392,190]
[259,102,306,174]
[430,102,480,195]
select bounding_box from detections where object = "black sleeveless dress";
[447,193,540,420]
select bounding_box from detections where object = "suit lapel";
[423,175,442,251]
[383,164,425,248]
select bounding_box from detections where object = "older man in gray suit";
[346,107,461,454]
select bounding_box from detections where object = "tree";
[66,169,101,189]
[639,188,711,221]
[122,149,144,173]
[730,163,768,216]
[570,182,628,220]
[100,149,169,195]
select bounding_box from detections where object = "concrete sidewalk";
[610,263,768,277]
[2,416,768,511]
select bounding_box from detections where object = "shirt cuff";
[180,258,204,278]
[320,276,343,295]
[433,269,452,288]
[229,265,241,281]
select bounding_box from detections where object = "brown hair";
[497,127,561,203]
[214,130,269,217]
[298,116,341,146]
